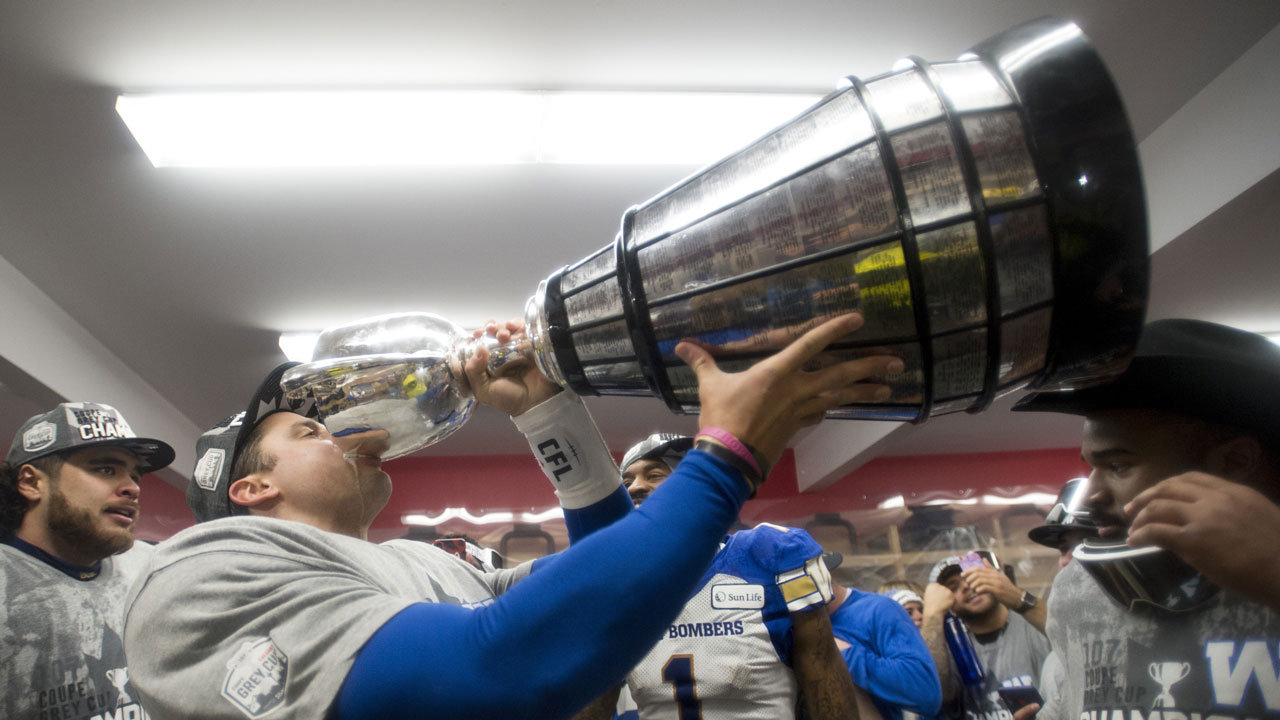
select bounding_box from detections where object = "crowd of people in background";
[2,317,1277,720]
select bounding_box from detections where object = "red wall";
[136,447,1087,541]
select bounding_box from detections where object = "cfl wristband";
[693,436,766,496]
[513,390,620,509]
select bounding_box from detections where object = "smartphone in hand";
[958,551,992,572]
[998,685,1044,713]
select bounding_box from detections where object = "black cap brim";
[1027,521,1098,548]
[50,436,176,474]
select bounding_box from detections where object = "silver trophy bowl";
[280,313,524,460]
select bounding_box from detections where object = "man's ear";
[15,464,49,502]
[228,473,280,509]
[1205,435,1263,481]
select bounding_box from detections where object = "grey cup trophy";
[283,16,1149,456]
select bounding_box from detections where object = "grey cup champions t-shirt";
[1043,560,1280,720]
[123,517,528,720]
[1,539,154,720]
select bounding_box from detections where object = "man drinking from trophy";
[121,312,896,720]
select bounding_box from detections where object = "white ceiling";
[1,1,1277,487]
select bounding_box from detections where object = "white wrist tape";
[512,390,621,509]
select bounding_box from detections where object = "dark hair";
[0,454,65,534]
[227,421,276,513]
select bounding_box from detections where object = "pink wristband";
[695,427,762,477]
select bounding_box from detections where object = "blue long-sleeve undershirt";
[528,484,633,575]
[831,588,943,720]
[563,483,634,542]
[337,449,748,720]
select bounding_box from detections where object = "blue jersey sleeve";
[716,525,828,669]
[337,449,750,720]
[563,483,633,543]
[831,590,942,717]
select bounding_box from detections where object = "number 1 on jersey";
[661,654,702,719]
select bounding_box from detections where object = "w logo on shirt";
[1204,639,1280,712]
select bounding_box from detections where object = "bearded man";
[0,402,175,719]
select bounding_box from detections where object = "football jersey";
[626,523,833,720]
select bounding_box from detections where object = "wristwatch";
[1014,590,1038,614]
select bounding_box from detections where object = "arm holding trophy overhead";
[335,313,896,720]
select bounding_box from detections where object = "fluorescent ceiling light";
[278,332,319,363]
[115,90,821,167]
[538,92,818,164]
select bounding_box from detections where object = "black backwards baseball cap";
[1027,477,1098,549]
[186,363,317,523]
[619,433,694,475]
[5,402,175,474]
[1012,319,1280,443]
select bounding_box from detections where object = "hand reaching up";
[676,312,903,467]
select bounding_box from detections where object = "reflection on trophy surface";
[285,16,1150,456]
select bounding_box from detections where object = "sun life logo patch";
[22,421,57,453]
[222,637,288,718]
[194,448,226,491]
[711,583,766,609]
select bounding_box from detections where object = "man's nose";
[119,477,140,499]
[627,479,655,501]
[1083,474,1110,511]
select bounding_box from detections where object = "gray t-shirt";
[945,609,1052,720]
[1,540,154,719]
[1038,651,1064,720]
[123,516,530,720]
[1043,560,1280,720]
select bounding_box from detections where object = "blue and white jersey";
[626,523,833,720]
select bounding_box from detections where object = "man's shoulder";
[142,517,370,576]
[0,540,58,583]
[377,537,474,572]
[116,538,156,560]
[102,540,157,579]
[722,523,822,577]
[836,586,905,619]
